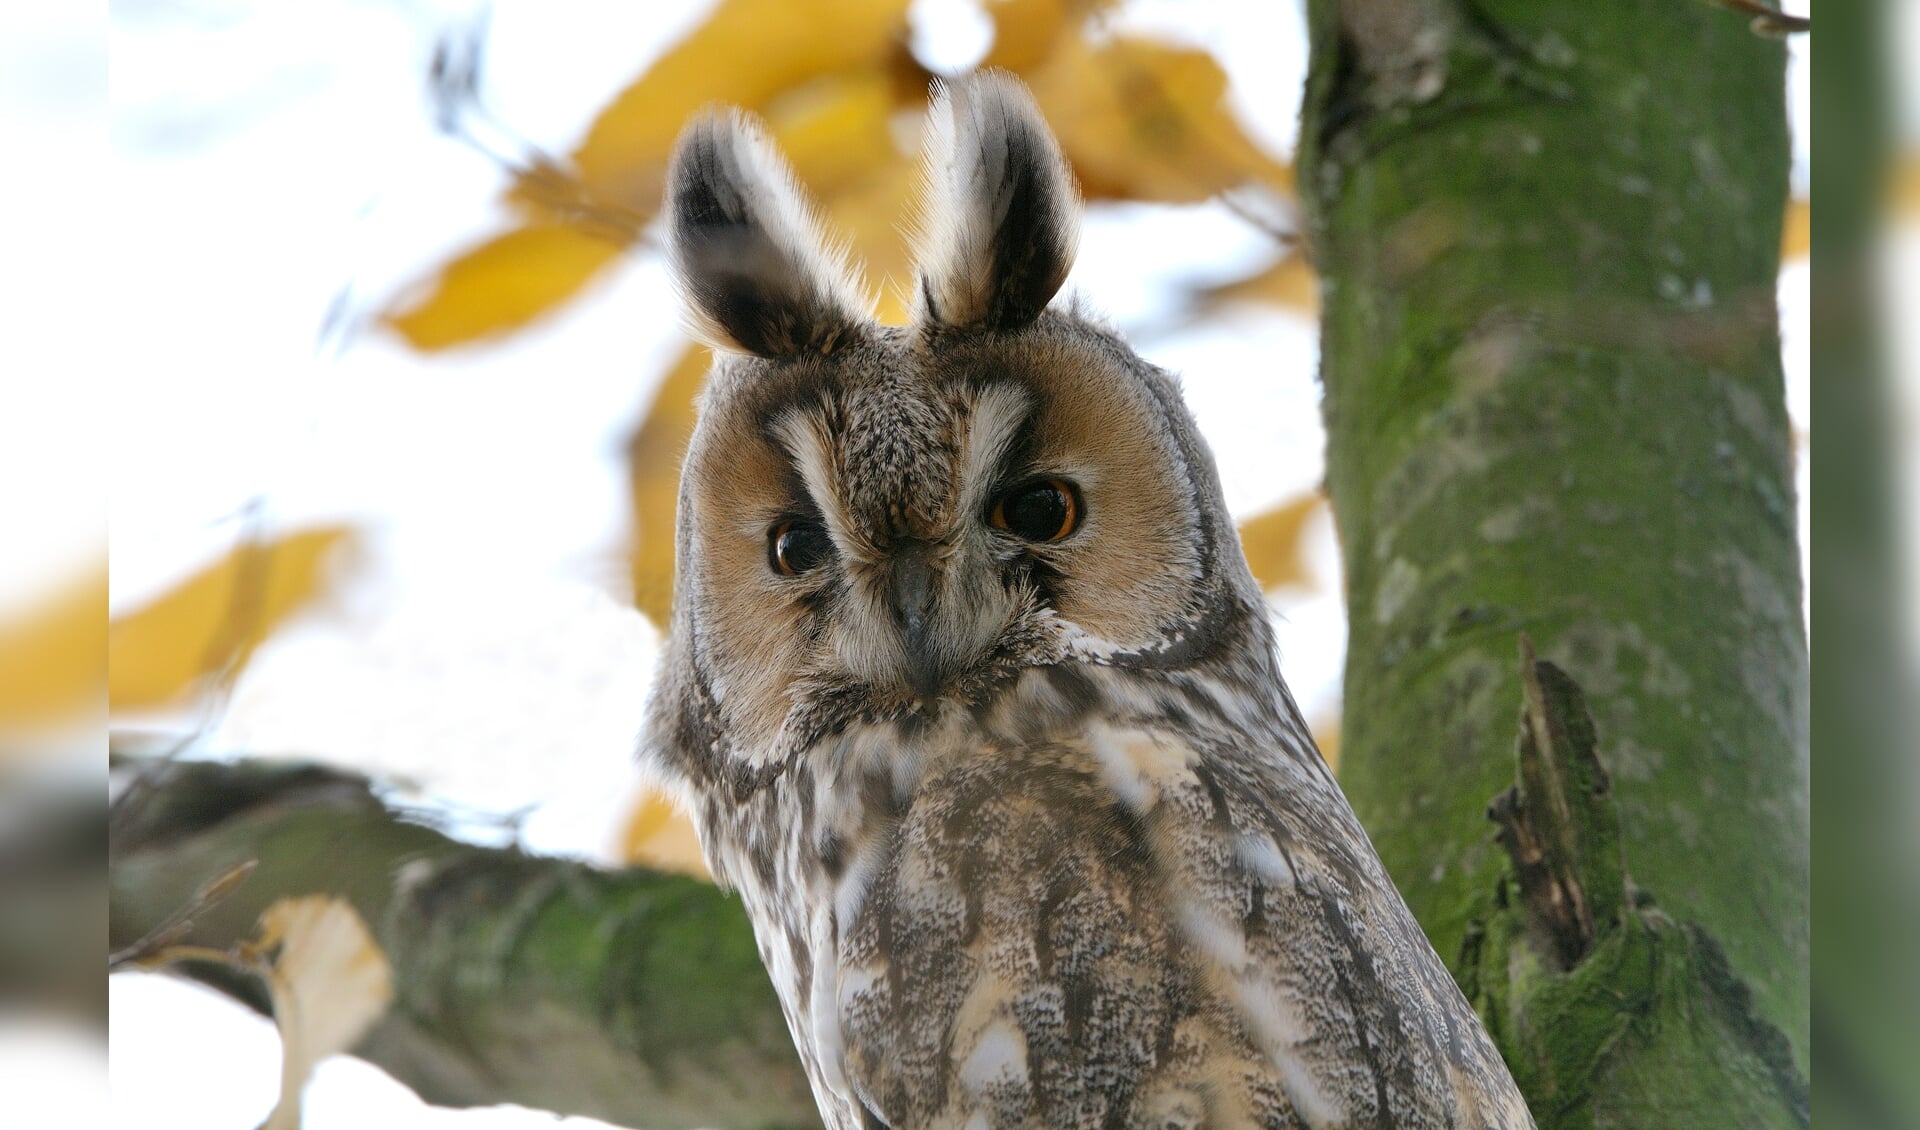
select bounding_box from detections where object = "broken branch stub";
[1487,635,1628,969]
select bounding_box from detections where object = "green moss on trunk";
[1299,0,1807,1119]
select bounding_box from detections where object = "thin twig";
[108,859,258,972]
[1700,0,1810,35]
[109,500,274,846]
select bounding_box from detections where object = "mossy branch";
[1471,643,1807,1128]
[109,758,820,1130]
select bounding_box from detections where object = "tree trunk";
[108,759,819,1130]
[1298,0,1808,1125]
[1809,2,1920,1126]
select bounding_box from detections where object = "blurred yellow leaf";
[256,896,394,1130]
[628,346,709,629]
[621,786,710,879]
[570,0,913,212]
[1027,35,1292,202]
[1310,714,1340,771]
[1891,150,1920,219]
[1237,493,1326,592]
[386,223,627,350]
[983,0,1114,73]
[1193,250,1318,314]
[108,527,357,712]
[763,71,922,321]
[0,568,106,731]
[390,0,914,350]
[771,73,902,192]
[390,0,1302,348]
[825,161,924,324]
[1781,196,1807,260]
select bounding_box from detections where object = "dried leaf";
[0,567,105,732]
[256,897,394,1130]
[823,159,924,324]
[1026,34,1292,203]
[1781,196,1807,260]
[1310,714,1340,771]
[385,223,627,350]
[389,0,912,350]
[621,786,710,879]
[983,0,1115,73]
[1891,150,1920,219]
[762,71,921,321]
[569,0,914,214]
[1236,493,1326,592]
[627,346,708,629]
[388,5,1296,347]
[107,527,357,712]
[1191,250,1318,314]
[395,74,918,349]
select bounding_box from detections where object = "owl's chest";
[694,700,1192,1038]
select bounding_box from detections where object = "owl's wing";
[823,721,1532,1129]
[1098,719,1537,1129]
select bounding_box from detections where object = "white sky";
[0,0,1854,1125]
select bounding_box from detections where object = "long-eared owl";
[643,70,1533,1129]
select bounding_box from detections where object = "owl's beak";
[890,541,942,698]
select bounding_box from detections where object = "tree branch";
[1465,645,1806,1127]
[108,758,820,1130]
[1486,636,1626,970]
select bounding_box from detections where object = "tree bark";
[108,759,819,1130]
[1298,0,1808,1124]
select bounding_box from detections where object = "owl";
[643,72,1533,1129]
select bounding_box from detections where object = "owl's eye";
[990,478,1080,542]
[769,520,833,576]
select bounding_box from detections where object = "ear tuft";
[665,110,873,358]
[910,70,1082,333]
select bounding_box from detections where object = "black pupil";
[774,523,831,574]
[1003,482,1069,540]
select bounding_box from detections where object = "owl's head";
[649,72,1265,779]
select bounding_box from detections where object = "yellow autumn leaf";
[1236,493,1326,592]
[1192,249,1318,314]
[390,0,913,350]
[108,527,357,712]
[0,567,105,733]
[1310,714,1340,771]
[1781,197,1807,260]
[389,3,1298,348]
[569,0,914,214]
[396,75,917,349]
[256,897,394,1130]
[1027,34,1292,203]
[825,159,924,324]
[765,71,922,321]
[628,346,709,629]
[621,786,711,879]
[1891,150,1920,220]
[386,222,627,350]
[983,0,1115,74]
